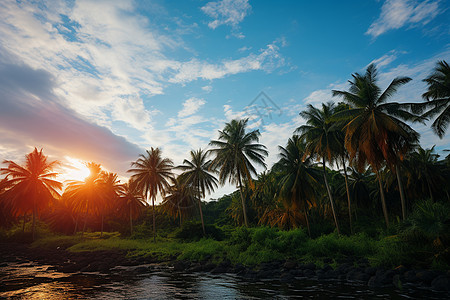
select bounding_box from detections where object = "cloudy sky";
[1,0,449,200]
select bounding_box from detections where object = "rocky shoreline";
[1,242,449,293]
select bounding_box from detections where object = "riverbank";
[1,233,449,294]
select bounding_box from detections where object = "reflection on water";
[0,261,447,299]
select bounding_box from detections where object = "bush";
[175,221,225,241]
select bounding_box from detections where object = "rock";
[368,276,382,288]
[303,269,315,277]
[257,269,273,279]
[364,267,377,276]
[353,272,370,282]
[336,263,353,274]
[173,260,188,271]
[280,272,294,282]
[211,265,228,274]
[134,266,149,273]
[188,263,203,272]
[416,270,439,284]
[202,263,216,272]
[233,263,246,273]
[321,264,332,272]
[404,270,419,283]
[303,263,316,270]
[392,274,403,289]
[283,260,297,270]
[379,270,395,285]
[431,275,450,291]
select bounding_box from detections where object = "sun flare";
[60,157,91,182]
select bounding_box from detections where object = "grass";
[23,224,448,270]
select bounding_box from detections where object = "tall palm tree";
[273,135,321,236]
[161,177,196,227]
[413,60,450,138]
[177,149,218,235]
[64,162,104,235]
[209,118,268,227]
[0,148,62,240]
[332,64,421,225]
[116,178,147,235]
[98,172,122,236]
[296,102,342,234]
[128,148,173,241]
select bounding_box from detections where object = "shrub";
[175,221,225,241]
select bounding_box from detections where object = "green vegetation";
[1,62,449,272]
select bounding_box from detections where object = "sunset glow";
[59,157,91,182]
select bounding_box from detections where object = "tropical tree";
[64,162,104,235]
[97,172,122,236]
[0,148,62,239]
[209,118,268,227]
[116,178,147,235]
[332,64,421,225]
[404,146,446,202]
[177,149,218,235]
[413,60,450,138]
[273,135,321,235]
[161,177,196,226]
[128,148,174,241]
[296,102,342,234]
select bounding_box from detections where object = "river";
[0,260,447,299]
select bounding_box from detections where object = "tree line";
[1,61,449,241]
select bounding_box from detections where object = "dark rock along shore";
[1,243,449,294]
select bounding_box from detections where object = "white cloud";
[201,0,251,37]
[170,40,285,83]
[178,97,206,118]
[304,82,347,105]
[202,85,213,92]
[368,50,405,68]
[366,0,441,38]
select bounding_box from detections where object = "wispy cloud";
[178,97,206,118]
[201,0,251,38]
[366,0,441,38]
[368,50,406,68]
[170,40,285,83]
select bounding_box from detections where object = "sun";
[60,157,91,182]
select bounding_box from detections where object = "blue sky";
[0,0,449,200]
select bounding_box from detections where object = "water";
[0,261,447,299]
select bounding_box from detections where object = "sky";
[0,0,449,201]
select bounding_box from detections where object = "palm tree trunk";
[395,165,407,220]
[22,214,26,233]
[32,198,36,241]
[130,205,133,235]
[342,156,353,234]
[74,214,79,235]
[377,171,389,227]
[82,206,88,236]
[197,185,206,236]
[304,208,311,237]
[322,157,340,234]
[237,169,249,227]
[177,200,182,227]
[152,195,156,242]
[101,214,104,237]
[426,177,434,202]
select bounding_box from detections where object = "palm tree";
[296,102,342,234]
[209,118,268,227]
[64,162,104,235]
[332,64,421,225]
[161,177,196,227]
[116,178,147,235]
[413,60,450,138]
[97,172,122,236]
[177,149,218,235]
[273,135,321,236]
[404,146,446,202]
[128,148,174,241]
[0,148,62,240]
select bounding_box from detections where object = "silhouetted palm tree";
[297,102,342,233]
[116,178,147,235]
[161,177,196,227]
[1,148,62,240]
[128,148,173,241]
[64,162,104,235]
[98,172,122,236]
[413,60,450,138]
[177,149,218,235]
[332,64,421,225]
[209,118,268,227]
[273,135,321,235]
